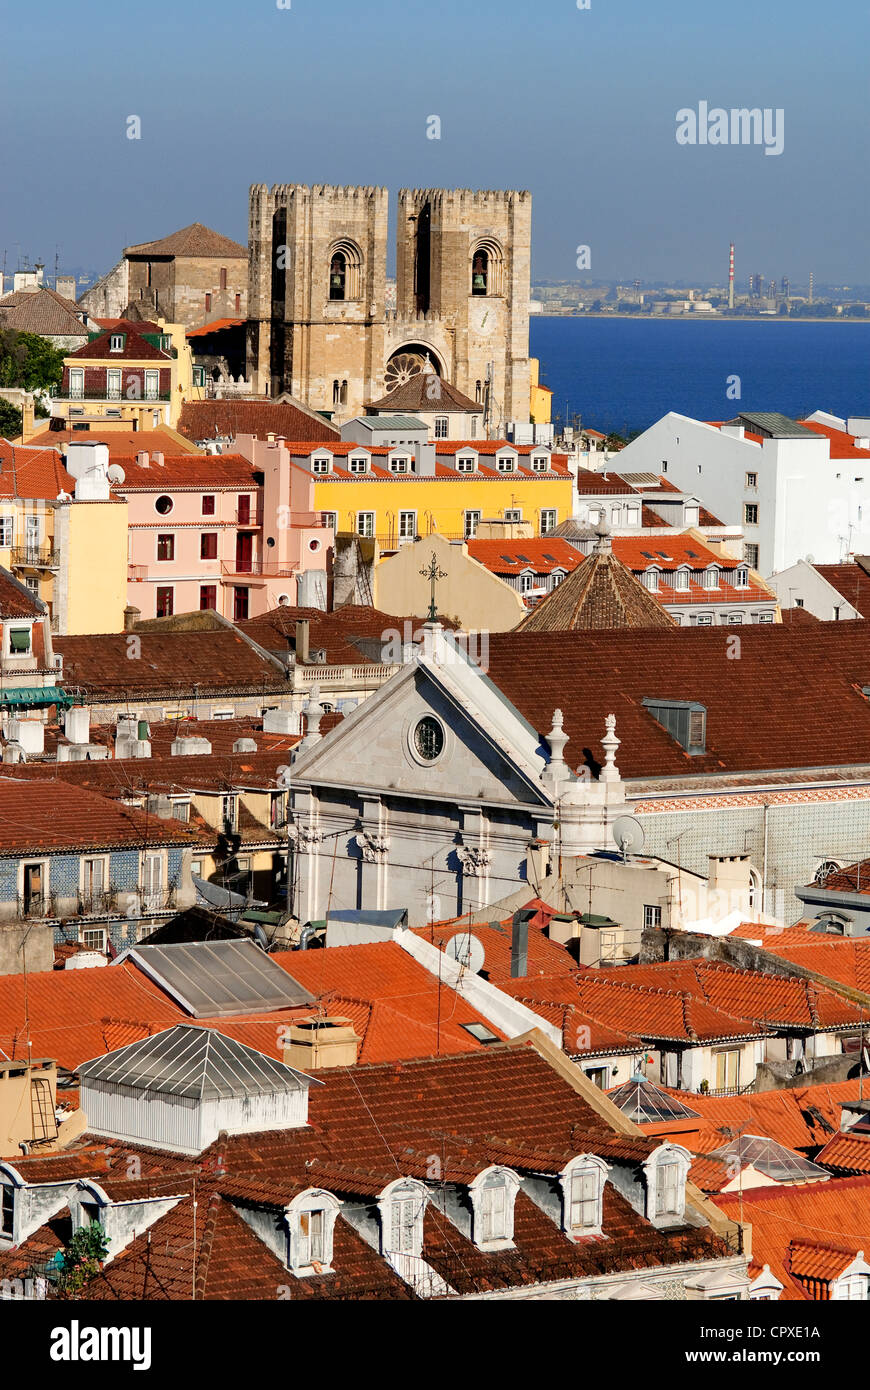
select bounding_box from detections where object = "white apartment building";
[614,410,870,576]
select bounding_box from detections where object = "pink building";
[116,447,332,621]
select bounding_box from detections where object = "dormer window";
[469,1166,520,1250]
[684,505,700,526]
[457,456,475,473]
[675,568,690,591]
[159,335,171,352]
[644,1143,691,1226]
[642,569,659,592]
[560,1155,609,1238]
[520,571,534,593]
[312,456,331,475]
[643,699,706,754]
[704,566,719,590]
[348,455,368,474]
[286,1189,341,1275]
[390,457,409,474]
[497,455,516,472]
[378,1178,428,1258]
[0,1181,15,1240]
[735,566,748,587]
[109,334,125,352]
[531,453,550,471]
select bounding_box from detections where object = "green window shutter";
[10,629,30,652]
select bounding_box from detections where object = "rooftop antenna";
[612,815,645,863]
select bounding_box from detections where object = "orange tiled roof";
[0,440,74,498]
[815,1131,870,1174]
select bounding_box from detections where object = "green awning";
[0,687,78,709]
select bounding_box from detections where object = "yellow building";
[286,440,573,547]
[52,318,195,431]
[530,358,553,426]
[0,439,128,635]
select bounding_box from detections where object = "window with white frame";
[735,566,748,587]
[322,512,337,531]
[68,367,85,398]
[834,1271,870,1300]
[497,455,516,472]
[221,794,237,831]
[642,569,659,591]
[675,568,690,590]
[540,509,557,535]
[520,572,534,593]
[0,517,12,548]
[469,1167,520,1249]
[696,613,713,626]
[704,566,719,590]
[80,927,107,952]
[390,457,409,474]
[109,334,125,352]
[610,506,621,525]
[727,612,744,624]
[504,509,522,522]
[464,510,481,538]
[457,456,475,472]
[551,569,565,586]
[684,505,700,526]
[561,1156,608,1237]
[626,505,640,525]
[312,456,331,474]
[286,1189,341,1273]
[398,510,417,540]
[356,512,375,538]
[644,904,662,928]
[348,455,367,474]
[378,1179,427,1257]
[141,853,163,908]
[644,1144,690,1224]
[434,417,448,439]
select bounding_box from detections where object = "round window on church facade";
[414,716,444,762]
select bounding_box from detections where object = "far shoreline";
[532,313,869,325]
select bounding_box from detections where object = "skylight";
[608,1076,701,1123]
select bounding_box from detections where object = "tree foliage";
[0,398,22,438]
[0,329,66,391]
[55,1223,110,1298]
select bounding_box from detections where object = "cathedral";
[246,183,532,428]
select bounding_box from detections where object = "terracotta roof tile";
[124,223,247,260]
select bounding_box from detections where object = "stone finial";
[304,685,323,743]
[593,525,612,556]
[544,708,570,788]
[600,712,620,782]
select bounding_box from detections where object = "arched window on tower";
[329,251,347,301]
[472,249,488,296]
[332,380,341,406]
[340,380,348,405]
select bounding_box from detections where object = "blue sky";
[1,0,867,286]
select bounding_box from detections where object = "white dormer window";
[286,1189,341,1275]
[109,334,125,352]
[497,454,516,472]
[675,568,690,591]
[312,456,331,475]
[531,452,550,471]
[685,505,700,526]
[390,457,409,474]
[551,569,565,586]
[378,1178,428,1257]
[469,1166,520,1250]
[520,571,534,593]
[560,1155,609,1238]
[457,456,476,473]
[705,566,719,590]
[159,335,171,352]
[642,569,659,591]
[831,1253,870,1300]
[0,1179,15,1241]
[735,566,748,587]
[348,455,368,474]
[643,1143,691,1226]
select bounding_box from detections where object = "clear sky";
[1,0,867,287]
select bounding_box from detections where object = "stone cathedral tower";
[247,183,531,428]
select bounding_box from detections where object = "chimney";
[152,451,164,467]
[21,394,35,444]
[295,618,310,664]
[282,1017,360,1070]
[123,604,141,632]
[136,451,150,468]
[510,911,529,978]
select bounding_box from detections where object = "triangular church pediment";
[291,659,552,808]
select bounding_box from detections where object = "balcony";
[12,546,60,570]
[127,564,149,581]
[17,893,59,920]
[235,505,264,526]
[53,387,171,402]
[220,559,298,578]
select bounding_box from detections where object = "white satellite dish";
[107,464,126,484]
[613,815,645,859]
[444,931,485,974]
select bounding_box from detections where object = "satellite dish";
[107,464,126,484]
[444,931,485,974]
[613,815,645,859]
